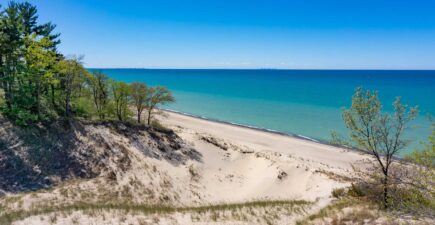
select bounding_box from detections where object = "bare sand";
[159,111,370,204]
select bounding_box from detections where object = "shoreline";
[161,109,413,161]
[161,108,360,152]
[160,108,371,175]
[163,109,322,142]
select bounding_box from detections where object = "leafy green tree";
[111,80,131,121]
[341,87,418,208]
[0,1,60,124]
[0,1,177,127]
[0,2,24,111]
[24,34,57,119]
[145,86,174,126]
[56,56,86,118]
[87,71,109,120]
[130,82,148,123]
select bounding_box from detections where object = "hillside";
[0,114,431,225]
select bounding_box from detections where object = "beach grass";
[0,199,311,224]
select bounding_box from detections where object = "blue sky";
[19,0,435,69]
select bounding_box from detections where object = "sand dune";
[1,112,373,224]
[159,111,370,206]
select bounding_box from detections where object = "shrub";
[331,188,347,199]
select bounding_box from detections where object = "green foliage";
[406,119,435,168]
[0,1,60,124]
[342,87,418,155]
[56,56,87,118]
[146,86,175,125]
[2,105,39,126]
[110,80,132,121]
[393,119,435,215]
[130,82,148,123]
[72,96,95,119]
[0,88,4,107]
[0,1,175,126]
[87,71,110,120]
[341,87,418,208]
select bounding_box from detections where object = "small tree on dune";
[111,80,131,121]
[145,86,174,126]
[87,71,109,120]
[130,82,148,123]
[341,87,418,208]
[56,56,86,119]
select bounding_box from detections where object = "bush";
[0,89,4,108]
[332,188,347,198]
[1,106,39,126]
[348,183,375,198]
[151,119,169,131]
[72,97,95,119]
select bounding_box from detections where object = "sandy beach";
[158,110,370,205]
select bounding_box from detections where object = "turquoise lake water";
[92,69,435,154]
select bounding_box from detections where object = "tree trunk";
[147,109,152,125]
[0,60,12,109]
[2,80,11,109]
[137,109,141,123]
[65,93,70,118]
[51,84,56,107]
[383,173,389,209]
[36,81,41,119]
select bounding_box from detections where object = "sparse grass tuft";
[188,164,201,182]
[331,187,347,199]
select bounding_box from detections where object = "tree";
[0,1,60,124]
[145,86,174,125]
[87,71,109,120]
[0,2,24,111]
[130,82,148,123]
[342,87,418,208]
[56,56,85,118]
[24,34,57,119]
[111,80,131,121]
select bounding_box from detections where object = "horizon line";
[85,67,435,71]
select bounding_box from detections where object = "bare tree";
[342,87,418,208]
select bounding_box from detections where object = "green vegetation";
[111,80,132,121]
[0,1,174,126]
[399,120,435,215]
[145,86,174,125]
[341,87,418,208]
[335,87,434,217]
[130,82,148,123]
